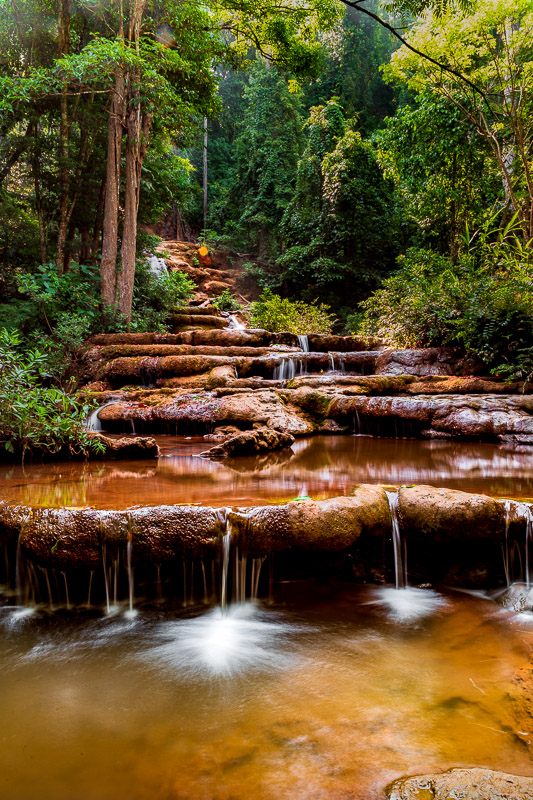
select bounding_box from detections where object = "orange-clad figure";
[198,245,212,267]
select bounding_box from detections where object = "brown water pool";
[0,586,532,800]
[0,435,532,509]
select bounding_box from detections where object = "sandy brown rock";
[376,347,482,376]
[399,485,505,540]
[307,334,384,352]
[16,505,225,567]
[200,427,294,458]
[170,313,228,329]
[88,433,159,459]
[229,485,390,553]
[387,768,533,800]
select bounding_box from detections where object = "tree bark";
[55,0,71,272]
[203,116,208,229]
[116,0,148,320]
[118,104,152,318]
[100,67,125,311]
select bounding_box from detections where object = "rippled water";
[1,435,532,509]
[0,587,532,800]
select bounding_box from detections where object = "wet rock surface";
[376,347,482,376]
[386,768,533,799]
[398,485,505,540]
[88,433,159,459]
[90,384,533,444]
[200,427,294,458]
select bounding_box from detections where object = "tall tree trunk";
[56,0,71,272]
[203,116,208,230]
[118,104,152,318]
[90,177,106,263]
[30,121,47,266]
[116,0,148,320]
[100,67,125,311]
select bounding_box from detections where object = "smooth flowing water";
[0,587,532,800]
[1,435,532,509]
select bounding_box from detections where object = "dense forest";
[0,0,532,454]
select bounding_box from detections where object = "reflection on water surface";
[0,587,532,800]
[0,435,532,508]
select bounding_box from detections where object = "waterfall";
[503,500,512,587]
[274,357,297,382]
[102,542,111,614]
[126,538,134,615]
[386,490,407,589]
[221,523,231,613]
[228,315,245,330]
[146,255,168,278]
[526,505,533,588]
[501,500,533,586]
[297,335,309,353]
[329,353,335,371]
[85,400,118,432]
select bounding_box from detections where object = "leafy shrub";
[360,218,533,382]
[249,289,335,334]
[130,261,195,331]
[342,311,364,335]
[212,289,241,312]
[0,329,103,460]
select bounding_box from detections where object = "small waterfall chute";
[386,490,407,589]
[85,400,119,432]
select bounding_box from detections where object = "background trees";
[0,0,530,364]
[385,0,533,243]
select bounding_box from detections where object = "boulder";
[398,485,505,540]
[169,313,228,329]
[228,485,390,553]
[387,768,533,800]
[200,427,294,458]
[88,433,159,459]
[15,505,225,567]
[307,334,384,352]
[376,347,482,376]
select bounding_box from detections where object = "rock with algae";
[386,768,533,800]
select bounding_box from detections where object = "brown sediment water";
[0,435,532,509]
[0,587,532,800]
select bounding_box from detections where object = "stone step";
[169,313,228,330]
[87,344,300,359]
[95,351,381,387]
[3,487,526,569]
[86,330,382,351]
[180,305,220,316]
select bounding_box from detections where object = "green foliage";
[360,218,533,381]
[130,262,195,332]
[305,4,399,136]
[375,96,501,255]
[384,0,533,243]
[212,290,242,312]
[249,289,334,334]
[279,99,398,312]
[0,328,103,460]
[216,62,305,257]
[4,259,194,380]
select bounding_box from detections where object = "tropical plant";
[0,329,103,460]
[359,216,533,381]
[384,0,533,242]
[212,290,242,312]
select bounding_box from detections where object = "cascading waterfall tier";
[1,486,532,613]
